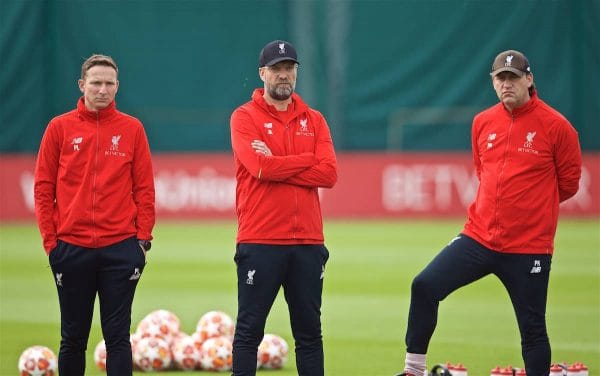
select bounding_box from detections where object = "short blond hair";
[81,54,118,80]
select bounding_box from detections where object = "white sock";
[405,352,427,376]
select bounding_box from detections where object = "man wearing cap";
[229,40,337,376]
[34,54,154,375]
[396,50,581,376]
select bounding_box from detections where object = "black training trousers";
[405,234,552,376]
[232,243,329,376]
[49,236,146,376]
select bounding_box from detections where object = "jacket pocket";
[48,240,63,267]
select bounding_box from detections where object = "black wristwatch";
[138,240,151,252]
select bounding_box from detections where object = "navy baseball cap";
[259,40,299,67]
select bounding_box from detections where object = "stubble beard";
[268,83,294,101]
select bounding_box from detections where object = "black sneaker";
[394,373,416,376]
[429,364,452,376]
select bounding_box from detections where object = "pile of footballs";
[18,309,289,374]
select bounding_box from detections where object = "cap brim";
[262,57,299,67]
[490,67,526,77]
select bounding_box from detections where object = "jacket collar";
[502,89,539,117]
[251,88,308,117]
[76,96,117,121]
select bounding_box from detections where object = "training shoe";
[429,364,452,376]
[394,373,416,376]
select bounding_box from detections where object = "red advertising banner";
[1,153,599,221]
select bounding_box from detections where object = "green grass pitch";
[1,219,598,375]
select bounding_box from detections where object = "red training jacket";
[463,91,581,254]
[230,89,337,244]
[34,98,155,254]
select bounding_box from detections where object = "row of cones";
[432,362,590,376]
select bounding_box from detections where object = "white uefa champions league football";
[133,336,172,372]
[18,345,57,376]
[257,333,289,369]
[93,339,107,371]
[94,335,139,371]
[130,331,141,352]
[190,330,205,347]
[171,335,202,371]
[196,310,234,343]
[199,336,233,372]
[131,332,142,371]
[136,309,181,344]
[171,330,188,343]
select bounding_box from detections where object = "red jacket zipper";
[92,112,99,248]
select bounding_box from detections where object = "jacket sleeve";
[34,121,60,254]
[554,120,581,202]
[283,116,338,188]
[230,108,318,181]
[471,116,482,181]
[132,123,155,241]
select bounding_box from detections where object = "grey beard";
[269,84,294,101]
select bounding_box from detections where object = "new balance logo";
[530,260,542,274]
[71,137,83,151]
[129,268,141,280]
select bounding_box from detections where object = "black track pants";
[232,243,329,376]
[49,237,145,376]
[405,234,552,376]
